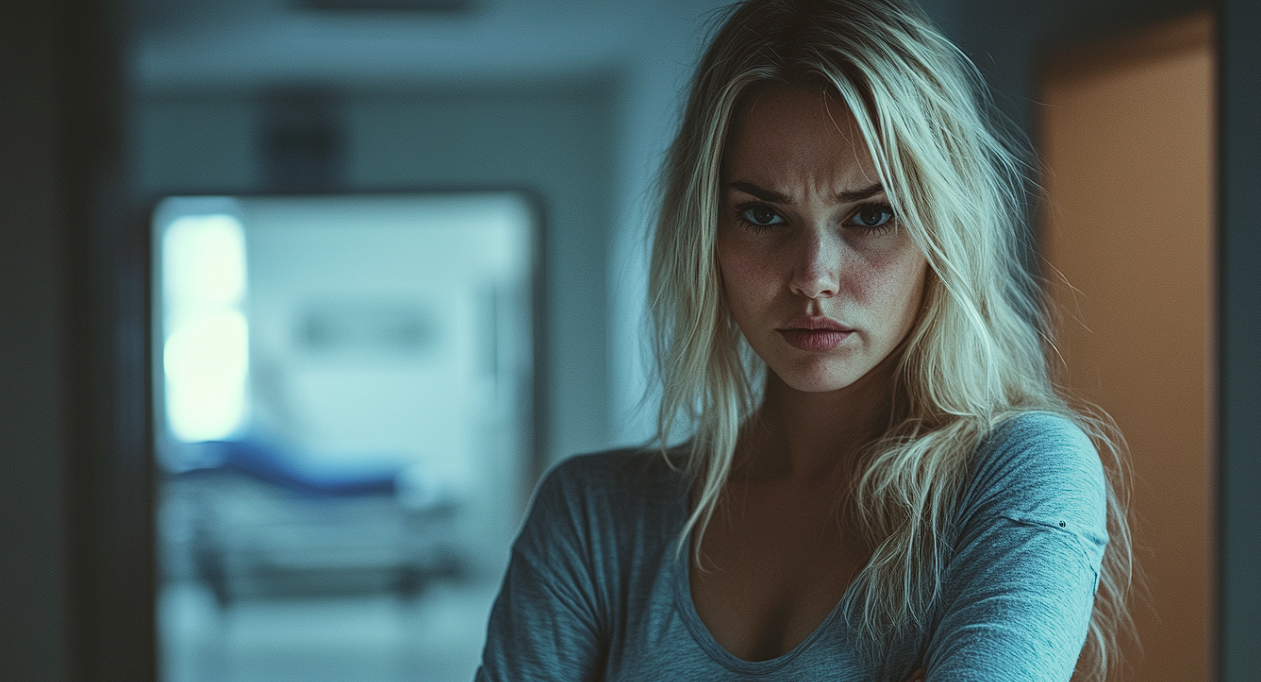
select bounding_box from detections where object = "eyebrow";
[728,181,886,205]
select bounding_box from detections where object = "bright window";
[161,212,250,442]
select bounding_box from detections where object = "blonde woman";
[477,0,1133,679]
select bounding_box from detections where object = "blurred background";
[3,0,1260,681]
[133,3,736,678]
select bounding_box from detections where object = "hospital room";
[2,0,1259,680]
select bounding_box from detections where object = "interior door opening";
[152,192,536,682]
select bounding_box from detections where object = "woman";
[478,0,1134,679]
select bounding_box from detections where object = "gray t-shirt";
[477,412,1107,681]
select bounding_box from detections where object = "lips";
[777,316,853,352]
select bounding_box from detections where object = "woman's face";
[716,85,928,394]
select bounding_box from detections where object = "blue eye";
[848,203,894,230]
[739,204,784,227]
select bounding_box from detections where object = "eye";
[738,204,785,228]
[846,203,895,231]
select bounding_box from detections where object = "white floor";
[159,579,501,682]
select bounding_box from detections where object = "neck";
[738,355,898,484]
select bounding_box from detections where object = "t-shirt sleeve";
[475,459,609,682]
[922,413,1109,682]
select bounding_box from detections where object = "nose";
[789,229,840,299]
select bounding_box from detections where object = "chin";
[772,363,869,394]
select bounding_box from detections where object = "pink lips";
[777,316,853,352]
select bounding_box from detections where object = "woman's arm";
[920,413,1108,681]
[476,462,609,681]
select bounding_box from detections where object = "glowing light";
[161,213,250,442]
[164,311,250,441]
[163,214,247,307]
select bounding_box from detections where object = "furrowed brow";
[836,183,885,203]
[728,181,792,204]
[728,181,886,205]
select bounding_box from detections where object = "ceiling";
[129,0,730,91]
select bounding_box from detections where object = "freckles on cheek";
[716,241,761,290]
[719,253,756,283]
[839,256,885,305]
[721,254,781,312]
[847,251,923,310]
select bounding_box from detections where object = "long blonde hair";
[647,0,1134,677]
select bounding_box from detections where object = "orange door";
[1039,13,1216,682]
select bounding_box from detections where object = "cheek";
[716,239,774,309]
[851,249,926,328]
[885,257,928,331]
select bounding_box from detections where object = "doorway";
[152,192,536,681]
[1038,13,1216,681]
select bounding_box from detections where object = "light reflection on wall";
[162,213,250,442]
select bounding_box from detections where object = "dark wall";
[0,2,74,676]
[0,0,154,680]
[1219,0,1261,677]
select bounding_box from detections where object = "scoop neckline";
[670,531,852,675]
